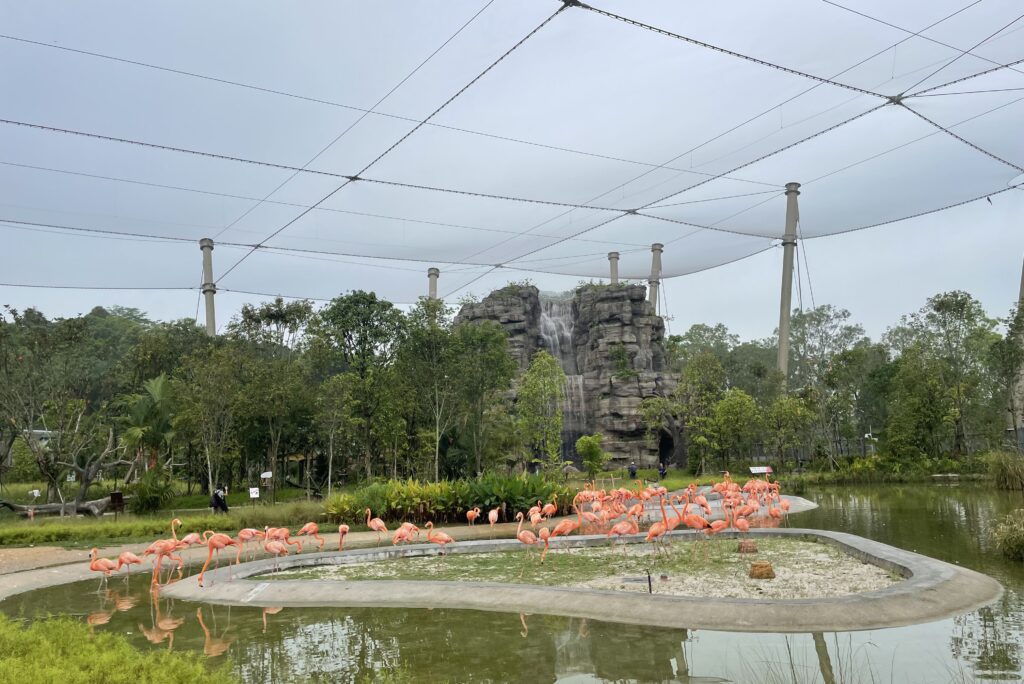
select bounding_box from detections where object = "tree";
[764,395,813,468]
[228,297,314,357]
[117,373,176,481]
[173,344,245,493]
[398,299,462,481]
[641,351,725,473]
[453,321,516,476]
[576,433,610,479]
[885,291,1000,455]
[666,323,738,372]
[884,345,953,462]
[988,304,1024,446]
[713,388,762,467]
[316,373,360,496]
[518,350,566,474]
[308,291,405,480]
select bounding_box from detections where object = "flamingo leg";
[197,544,217,587]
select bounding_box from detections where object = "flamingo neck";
[658,495,668,525]
[366,509,372,525]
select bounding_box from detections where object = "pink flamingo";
[265,527,303,553]
[197,531,238,588]
[296,522,324,552]
[515,512,538,554]
[425,522,455,554]
[116,551,143,580]
[365,509,388,546]
[338,524,350,551]
[466,507,481,525]
[541,495,558,519]
[538,527,552,563]
[263,540,290,573]
[89,548,117,591]
[488,507,500,532]
[235,528,265,563]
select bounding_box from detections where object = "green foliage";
[322,474,572,525]
[518,350,566,473]
[127,468,175,514]
[0,614,232,684]
[576,434,610,479]
[5,438,40,482]
[608,343,638,380]
[991,509,1024,561]
[987,451,1024,491]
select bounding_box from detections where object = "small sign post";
[749,465,773,480]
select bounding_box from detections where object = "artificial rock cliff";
[456,283,676,466]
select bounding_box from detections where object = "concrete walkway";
[160,528,1003,633]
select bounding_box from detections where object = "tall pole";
[648,243,663,314]
[199,238,216,336]
[427,267,440,299]
[777,182,801,384]
[608,251,620,284]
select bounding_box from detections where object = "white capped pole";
[199,238,216,336]
[777,182,801,384]
[427,267,440,299]
[648,243,663,314]
[608,251,620,284]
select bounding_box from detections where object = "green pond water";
[2,483,1023,683]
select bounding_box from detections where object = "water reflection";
[2,484,1022,682]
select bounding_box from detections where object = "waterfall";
[539,296,586,463]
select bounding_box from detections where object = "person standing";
[211,484,229,513]
[628,461,637,479]
[658,462,667,480]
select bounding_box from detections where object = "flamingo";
[392,526,415,545]
[527,500,543,519]
[425,522,455,554]
[296,522,325,552]
[515,512,538,552]
[147,538,184,587]
[264,540,290,572]
[538,527,551,563]
[397,521,420,540]
[89,548,117,591]
[551,500,582,539]
[607,516,639,551]
[645,496,669,550]
[265,527,303,553]
[338,524,350,551]
[235,528,265,563]
[466,507,481,525]
[197,531,238,588]
[262,606,284,634]
[488,507,500,534]
[541,495,557,519]
[116,551,143,580]
[365,508,388,545]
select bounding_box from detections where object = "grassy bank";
[0,614,234,684]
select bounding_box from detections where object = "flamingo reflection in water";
[196,606,234,657]
[138,594,184,651]
[262,606,284,634]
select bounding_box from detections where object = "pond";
[2,483,1022,683]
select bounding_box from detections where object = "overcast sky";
[2,0,1022,341]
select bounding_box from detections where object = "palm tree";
[118,374,175,482]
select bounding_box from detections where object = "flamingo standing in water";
[89,548,117,591]
[116,551,143,580]
[466,507,481,525]
[425,522,455,555]
[197,531,238,588]
[296,522,325,552]
[365,509,388,545]
[338,524,350,551]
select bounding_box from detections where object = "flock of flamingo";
[87,474,791,591]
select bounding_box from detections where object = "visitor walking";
[628,461,637,479]
[658,462,667,480]
[211,483,229,514]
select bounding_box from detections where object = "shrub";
[987,451,1024,490]
[127,468,175,514]
[576,434,610,479]
[991,509,1024,561]
[0,614,233,684]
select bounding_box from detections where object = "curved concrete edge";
[160,528,1002,633]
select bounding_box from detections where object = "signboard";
[28,489,40,498]
[749,466,773,475]
[66,472,76,482]
[249,487,260,499]
[260,471,273,479]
